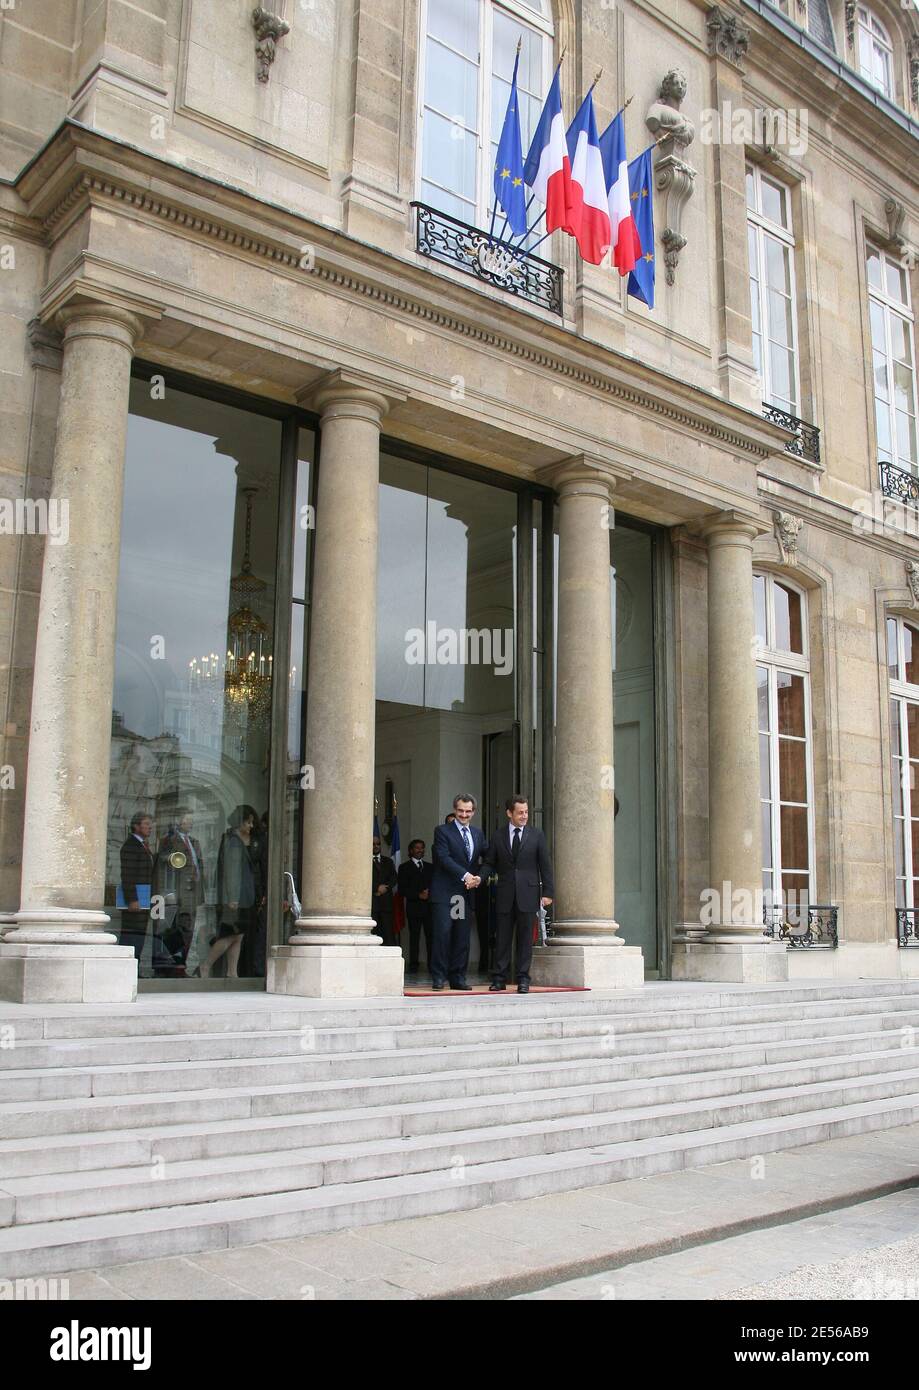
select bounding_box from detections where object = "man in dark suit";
[397,838,433,975]
[482,794,554,993]
[158,809,206,965]
[430,795,486,991]
[371,834,398,946]
[120,812,178,978]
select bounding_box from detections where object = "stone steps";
[1,1092,918,1276]
[2,983,919,1275]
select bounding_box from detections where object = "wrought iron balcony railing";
[763,902,839,949]
[897,909,919,947]
[762,404,821,465]
[411,202,563,316]
[879,460,919,506]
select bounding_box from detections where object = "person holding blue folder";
[119,811,180,977]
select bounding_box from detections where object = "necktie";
[462,826,472,861]
[512,827,521,862]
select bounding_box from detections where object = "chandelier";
[187,487,274,729]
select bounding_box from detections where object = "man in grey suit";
[482,794,554,993]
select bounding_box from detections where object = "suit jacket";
[120,835,155,909]
[396,857,433,905]
[482,823,554,915]
[372,854,397,920]
[430,822,486,905]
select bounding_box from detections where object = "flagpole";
[511,67,605,249]
[488,38,522,243]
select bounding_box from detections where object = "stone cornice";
[11,121,791,464]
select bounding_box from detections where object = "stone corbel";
[252,7,290,83]
[706,5,751,70]
[885,198,909,259]
[906,560,919,609]
[27,318,63,372]
[646,70,696,287]
[773,510,803,566]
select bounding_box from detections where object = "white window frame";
[755,572,815,912]
[868,242,918,475]
[416,0,553,232]
[856,5,894,99]
[746,163,801,417]
[887,615,919,909]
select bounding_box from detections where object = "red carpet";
[404,985,588,997]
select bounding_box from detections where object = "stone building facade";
[0,0,918,1003]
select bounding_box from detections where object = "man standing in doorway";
[371,834,398,946]
[483,795,554,994]
[430,795,485,991]
[397,838,433,976]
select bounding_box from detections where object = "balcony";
[762,405,821,465]
[897,909,919,947]
[411,202,563,317]
[879,460,919,506]
[763,902,839,949]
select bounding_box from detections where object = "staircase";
[2,980,919,1276]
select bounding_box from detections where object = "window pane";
[892,756,903,817]
[778,736,807,803]
[762,802,773,869]
[760,733,771,797]
[908,702,919,759]
[292,431,313,604]
[757,663,770,729]
[776,671,806,736]
[376,455,427,705]
[867,246,882,289]
[754,576,767,646]
[911,819,919,878]
[428,0,479,58]
[886,258,909,305]
[894,361,915,411]
[896,410,918,465]
[890,316,912,367]
[780,804,809,870]
[891,695,902,750]
[421,111,478,201]
[768,344,794,408]
[426,41,479,129]
[767,287,794,348]
[905,625,919,685]
[895,822,905,880]
[761,178,787,229]
[874,350,890,402]
[869,299,887,352]
[421,180,474,222]
[746,167,756,211]
[887,618,899,677]
[764,236,791,294]
[773,582,804,654]
[876,399,892,458]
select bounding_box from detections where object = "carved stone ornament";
[845,0,856,50]
[885,198,908,258]
[706,5,751,69]
[252,7,290,83]
[909,36,919,109]
[646,70,696,287]
[773,510,803,566]
[907,559,919,608]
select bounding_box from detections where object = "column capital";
[41,285,162,349]
[299,368,406,423]
[537,453,631,503]
[696,508,768,547]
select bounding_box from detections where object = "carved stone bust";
[646,69,695,152]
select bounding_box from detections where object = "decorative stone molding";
[38,172,778,459]
[27,317,63,372]
[845,0,856,50]
[885,198,908,258]
[909,36,919,109]
[706,5,751,69]
[251,7,289,83]
[907,560,919,608]
[646,70,696,287]
[773,510,803,566]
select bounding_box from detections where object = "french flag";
[599,112,642,276]
[565,91,612,265]
[523,66,571,235]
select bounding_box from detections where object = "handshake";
[462,872,482,890]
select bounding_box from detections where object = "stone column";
[269,369,405,997]
[672,510,787,982]
[531,457,643,990]
[0,299,146,1003]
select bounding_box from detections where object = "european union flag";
[626,147,655,309]
[493,53,528,238]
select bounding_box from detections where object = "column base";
[268,942,405,998]
[530,942,645,990]
[0,940,138,1003]
[671,938,789,983]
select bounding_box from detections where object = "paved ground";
[42,1122,919,1300]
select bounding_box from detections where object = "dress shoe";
[431,981,446,990]
[451,981,472,991]
[517,981,530,993]
[489,982,506,992]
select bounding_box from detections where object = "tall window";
[868,243,918,474]
[857,6,894,98]
[746,164,799,416]
[887,616,919,908]
[418,0,553,229]
[755,574,813,910]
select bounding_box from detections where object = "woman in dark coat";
[199,804,262,979]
